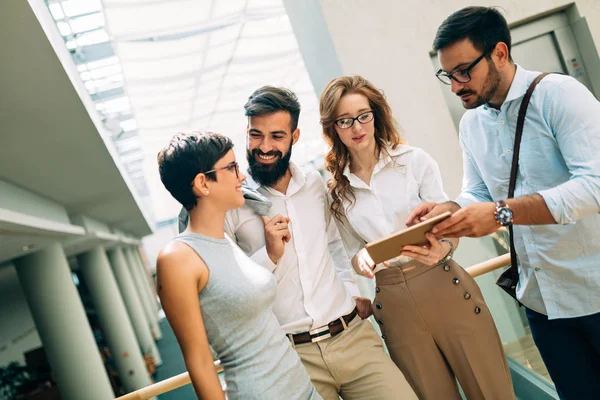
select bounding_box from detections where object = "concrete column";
[13,243,114,400]
[127,247,162,339]
[132,247,161,313]
[123,247,161,341]
[77,247,153,392]
[127,247,160,316]
[107,247,162,366]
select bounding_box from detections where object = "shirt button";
[453,278,460,284]
[507,150,513,154]
[475,307,481,314]
[375,287,380,293]
[382,335,387,340]
[375,303,382,309]
[500,120,505,124]
[443,265,450,271]
[464,293,472,300]
[534,267,541,272]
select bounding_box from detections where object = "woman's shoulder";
[157,241,206,272]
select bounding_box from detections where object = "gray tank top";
[174,232,320,400]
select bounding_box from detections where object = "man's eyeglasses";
[435,48,492,85]
[334,111,375,129]
[204,161,240,179]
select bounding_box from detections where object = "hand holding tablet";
[365,211,452,264]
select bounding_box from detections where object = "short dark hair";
[433,7,512,60]
[244,86,301,131]
[157,131,233,210]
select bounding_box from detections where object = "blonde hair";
[320,76,404,220]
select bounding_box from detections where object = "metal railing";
[115,253,512,399]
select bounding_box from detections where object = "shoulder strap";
[506,72,549,290]
[508,72,549,197]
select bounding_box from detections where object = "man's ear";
[493,42,511,67]
[245,125,250,150]
[292,128,300,145]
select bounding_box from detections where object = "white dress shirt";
[334,145,449,272]
[225,162,359,334]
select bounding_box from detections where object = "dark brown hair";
[157,131,233,210]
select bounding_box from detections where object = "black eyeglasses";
[204,161,240,179]
[334,110,375,129]
[436,48,493,85]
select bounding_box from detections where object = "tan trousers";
[294,315,417,400]
[373,260,515,400]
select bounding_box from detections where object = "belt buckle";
[309,325,332,343]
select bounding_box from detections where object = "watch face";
[497,208,514,225]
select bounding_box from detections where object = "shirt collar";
[342,144,413,188]
[503,64,530,104]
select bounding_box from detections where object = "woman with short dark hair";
[156,131,320,400]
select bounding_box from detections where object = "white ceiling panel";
[104,0,213,39]
[97,0,325,222]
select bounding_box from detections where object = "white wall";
[0,263,42,366]
[287,0,600,200]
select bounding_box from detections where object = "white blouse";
[332,144,449,273]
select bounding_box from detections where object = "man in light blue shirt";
[408,6,600,399]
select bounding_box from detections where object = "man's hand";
[432,202,499,238]
[406,201,461,226]
[261,215,291,264]
[354,297,373,319]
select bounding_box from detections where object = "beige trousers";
[373,260,515,400]
[294,315,417,400]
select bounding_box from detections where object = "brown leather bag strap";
[509,72,549,198]
[506,72,549,289]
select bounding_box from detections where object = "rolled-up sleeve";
[538,79,600,225]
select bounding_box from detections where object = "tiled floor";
[503,327,552,382]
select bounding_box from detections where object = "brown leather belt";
[288,307,358,346]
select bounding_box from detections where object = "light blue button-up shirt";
[455,65,600,319]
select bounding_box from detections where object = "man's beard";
[247,142,293,187]
[457,61,501,109]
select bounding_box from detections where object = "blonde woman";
[319,76,514,400]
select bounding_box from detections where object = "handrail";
[465,253,511,278]
[116,253,512,399]
[115,364,222,400]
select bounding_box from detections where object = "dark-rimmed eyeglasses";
[204,161,240,179]
[334,111,375,129]
[435,48,493,85]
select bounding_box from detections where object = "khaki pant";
[294,315,417,400]
[373,260,515,400]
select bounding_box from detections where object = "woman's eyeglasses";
[204,161,240,179]
[334,110,375,129]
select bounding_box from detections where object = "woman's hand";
[352,248,391,278]
[352,248,376,279]
[400,232,450,266]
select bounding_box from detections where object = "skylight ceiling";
[47,0,325,223]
